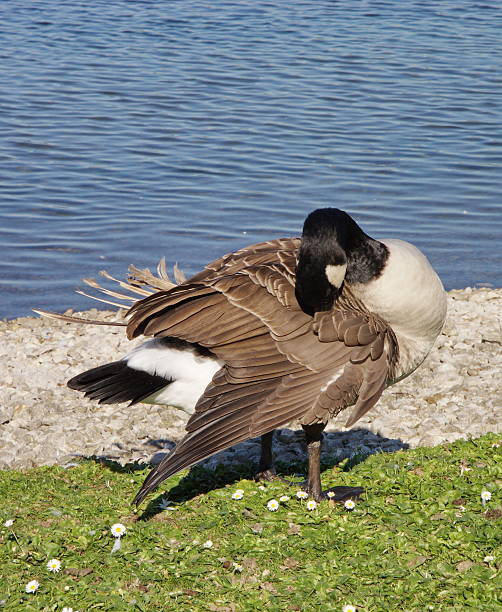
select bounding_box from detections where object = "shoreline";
[1,287,500,471]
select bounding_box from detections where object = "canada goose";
[63,208,447,504]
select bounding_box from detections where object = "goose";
[62,208,447,504]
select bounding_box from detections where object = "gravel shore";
[1,288,500,472]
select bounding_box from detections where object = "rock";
[0,288,501,471]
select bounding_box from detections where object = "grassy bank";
[0,433,500,611]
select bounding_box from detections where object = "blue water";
[1,1,501,320]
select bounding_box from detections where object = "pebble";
[0,289,501,471]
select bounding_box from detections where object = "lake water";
[1,0,501,320]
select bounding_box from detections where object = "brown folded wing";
[127,238,398,504]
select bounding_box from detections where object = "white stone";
[0,288,500,470]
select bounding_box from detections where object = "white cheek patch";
[325,263,347,288]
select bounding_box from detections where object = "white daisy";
[25,580,39,593]
[4,519,14,527]
[203,540,213,549]
[483,555,495,563]
[158,498,175,510]
[46,558,61,573]
[62,608,78,612]
[296,491,308,500]
[306,500,317,511]
[231,491,244,500]
[232,562,243,572]
[258,485,266,491]
[481,490,492,506]
[342,605,357,612]
[279,495,290,502]
[110,523,126,537]
[327,491,335,499]
[267,499,279,511]
[344,499,356,510]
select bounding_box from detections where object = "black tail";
[67,361,170,406]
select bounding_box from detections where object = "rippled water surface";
[1,1,501,319]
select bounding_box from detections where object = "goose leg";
[303,423,325,500]
[303,423,365,502]
[254,431,287,482]
[254,431,276,481]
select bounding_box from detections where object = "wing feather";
[127,238,399,504]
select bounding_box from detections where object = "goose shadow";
[84,427,409,520]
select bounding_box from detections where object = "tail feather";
[68,361,171,406]
[34,258,182,327]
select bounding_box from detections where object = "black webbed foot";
[320,485,365,502]
[287,479,364,502]
[254,469,289,484]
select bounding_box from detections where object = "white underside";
[124,339,223,414]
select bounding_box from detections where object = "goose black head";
[295,208,388,316]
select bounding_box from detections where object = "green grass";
[0,434,500,611]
